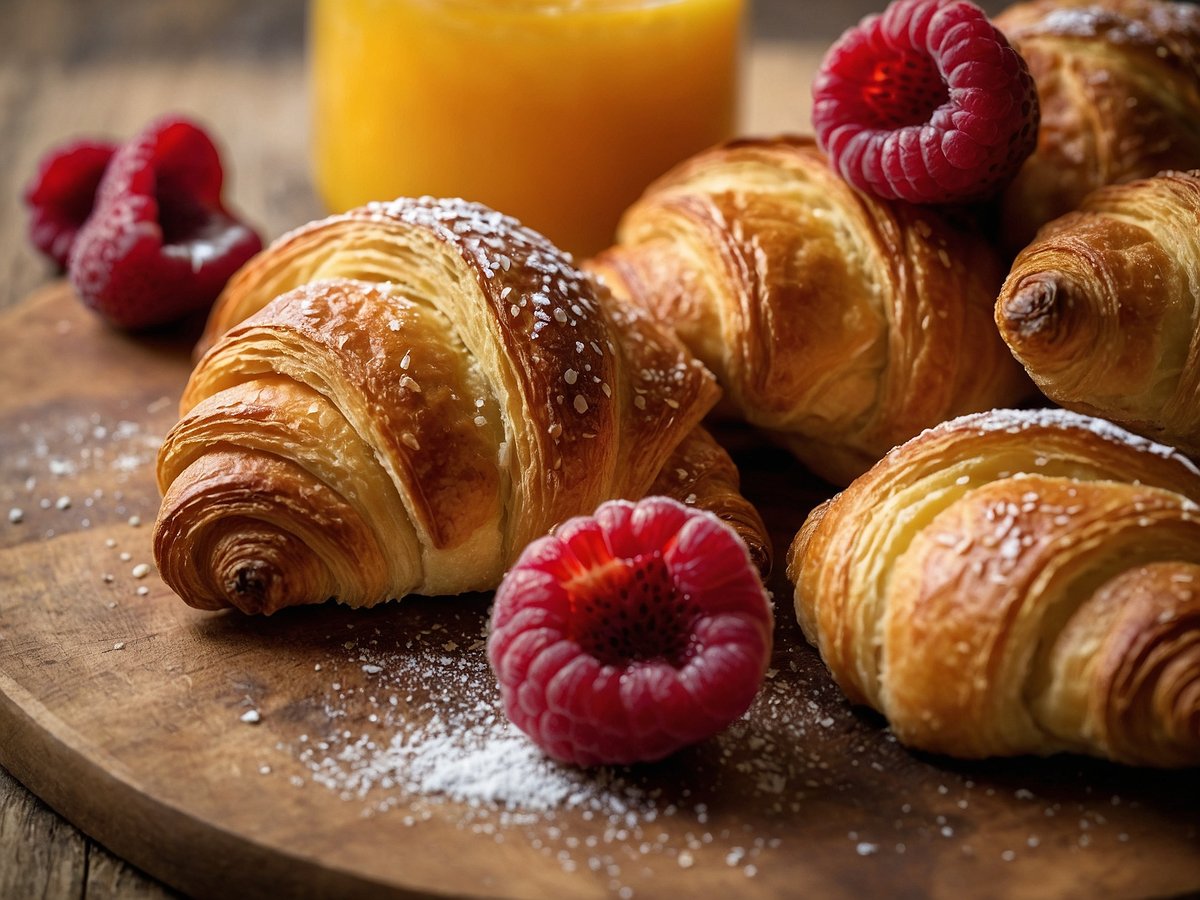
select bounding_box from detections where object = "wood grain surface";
[1,283,1199,900]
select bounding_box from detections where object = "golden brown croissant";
[997,169,1200,455]
[586,136,1030,486]
[996,0,1200,250]
[155,198,769,613]
[789,408,1200,767]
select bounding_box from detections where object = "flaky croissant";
[155,198,769,614]
[997,169,1200,455]
[586,136,1030,487]
[996,0,1200,250]
[789,408,1200,767]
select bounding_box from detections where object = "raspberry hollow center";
[862,52,948,129]
[157,187,211,246]
[565,551,698,669]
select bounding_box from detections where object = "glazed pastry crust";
[996,169,1200,454]
[996,0,1200,250]
[155,199,771,614]
[788,408,1200,767]
[647,424,771,575]
[588,136,1030,486]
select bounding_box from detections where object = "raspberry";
[488,497,773,767]
[812,0,1039,204]
[23,139,117,268]
[69,115,263,330]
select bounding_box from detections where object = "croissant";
[995,0,1200,250]
[586,136,1030,487]
[789,408,1200,767]
[997,169,1200,455]
[154,198,769,614]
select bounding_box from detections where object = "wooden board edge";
[0,670,435,900]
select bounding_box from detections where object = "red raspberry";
[488,497,773,767]
[812,0,1039,204]
[23,139,117,268]
[69,116,263,330]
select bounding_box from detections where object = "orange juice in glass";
[309,0,744,257]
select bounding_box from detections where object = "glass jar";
[309,0,744,257]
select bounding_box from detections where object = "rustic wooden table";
[0,1,834,895]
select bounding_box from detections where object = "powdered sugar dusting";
[399,726,581,810]
[1030,6,1158,45]
[290,619,669,819]
[928,408,1195,469]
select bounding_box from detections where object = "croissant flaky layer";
[997,169,1200,455]
[997,0,1200,250]
[155,198,770,614]
[587,136,1030,486]
[789,408,1200,767]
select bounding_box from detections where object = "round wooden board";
[0,282,1197,900]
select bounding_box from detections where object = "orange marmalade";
[310,0,744,257]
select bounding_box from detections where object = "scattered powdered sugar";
[248,601,1179,896]
[0,400,169,552]
[272,612,847,891]
[292,622,660,818]
[8,413,163,482]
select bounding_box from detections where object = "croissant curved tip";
[222,561,280,615]
[153,503,326,616]
[999,276,1064,335]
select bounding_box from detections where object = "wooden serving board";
[1,282,1197,900]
